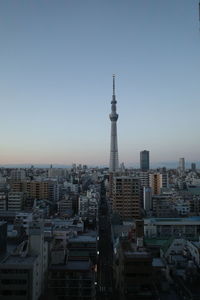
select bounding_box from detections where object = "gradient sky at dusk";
[0,0,200,167]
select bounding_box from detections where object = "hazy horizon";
[0,160,199,170]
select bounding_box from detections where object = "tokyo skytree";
[109,75,119,172]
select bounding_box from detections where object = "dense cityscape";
[0,76,199,300]
[1,1,200,300]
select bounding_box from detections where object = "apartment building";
[8,192,24,211]
[11,180,59,202]
[112,176,141,219]
[0,192,7,211]
[149,173,168,195]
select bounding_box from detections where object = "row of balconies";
[49,274,93,280]
[48,281,92,288]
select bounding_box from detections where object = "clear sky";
[0,0,200,167]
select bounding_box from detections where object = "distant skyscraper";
[191,163,196,172]
[109,75,119,172]
[140,150,150,171]
[179,158,185,172]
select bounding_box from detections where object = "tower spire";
[113,74,115,96]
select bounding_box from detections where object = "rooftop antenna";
[199,1,200,30]
[112,74,115,96]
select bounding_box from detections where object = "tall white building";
[139,171,149,187]
[143,187,152,211]
[179,157,185,172]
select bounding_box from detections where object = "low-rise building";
[187,240,200,267]
[48,259,96,300]
[0,253,41,300]
[144,217,200,238]
[15,212,33,234]
[68,234,97,265]
[0,221,48,300]
[114,237,158,300]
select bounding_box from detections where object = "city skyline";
[0,0,200,166]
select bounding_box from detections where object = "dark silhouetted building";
[140,150,150,171]
[0,222,7,254]
[191,163,196,172]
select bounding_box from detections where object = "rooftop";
[145,216,200,223]
[187,187,200,195]
[0,254,38,266]
[145,237,174,254]
[124,251,150,258]
[49,260,91,271]
[69,250,90,257]
[191,241,200,248]
[69,235,96,243]
[152,258,165,268]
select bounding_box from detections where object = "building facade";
[112,176,141,219]
[144,217,200,238]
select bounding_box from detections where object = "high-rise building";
[112,176,141,219]
[109,75,119,173]
[139,171,149,187]
[149,173,161,195]
[179,157,185,172]
[191,163,196,172]
[11,180,59,202]
[140,150,150,171]
[161,172,169,189]
[149,172,169,195]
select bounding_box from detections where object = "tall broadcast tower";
[109,75,119,172]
